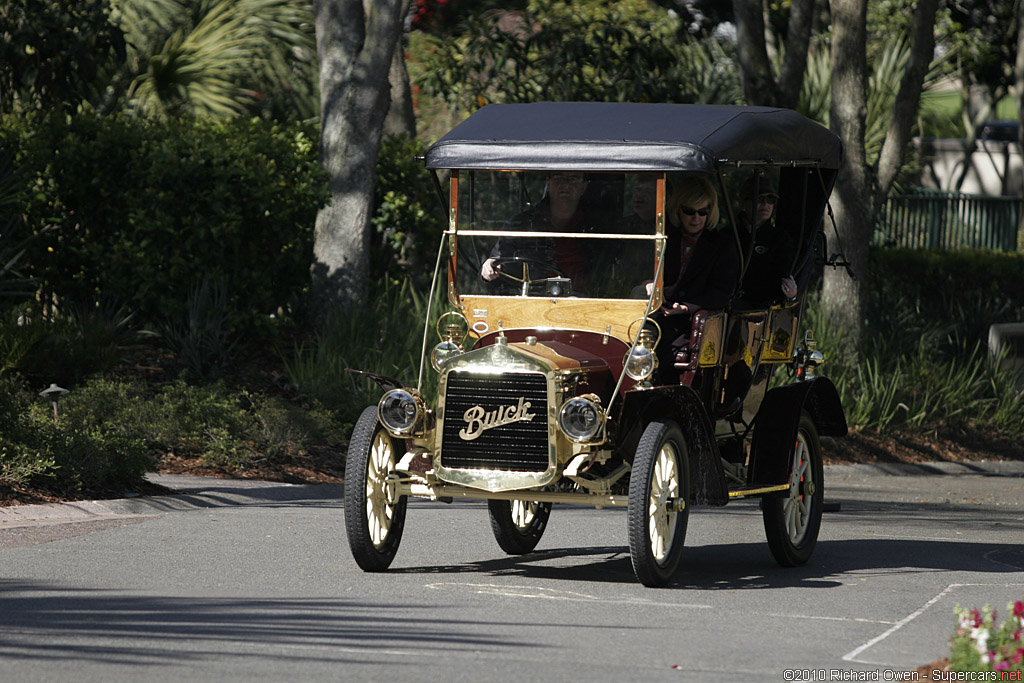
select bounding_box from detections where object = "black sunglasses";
[680,206,711,217]
[758,194,779,205]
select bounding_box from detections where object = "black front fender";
[616,386,728,506]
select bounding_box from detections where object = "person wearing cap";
[736,176,798,307]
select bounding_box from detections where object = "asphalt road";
[1,462,1022,683]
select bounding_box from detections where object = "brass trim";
[396,480,630,508]
[434,342,563,492]
[727,484,790,498]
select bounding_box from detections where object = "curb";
[2,462,1021,529]
[0,474,341,530]
[824,460,1024,477]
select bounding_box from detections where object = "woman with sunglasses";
[646,174,739,383]
[736,176,799,306]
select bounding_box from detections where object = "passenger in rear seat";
[644,174,739,383]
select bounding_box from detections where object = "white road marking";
[424,582,714,609]
[842,582,1024,664]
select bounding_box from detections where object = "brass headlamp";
[430,311,469,372]
[624,319,661,388]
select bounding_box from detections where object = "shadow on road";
[0,583,548,665]
[392,538,1024,589]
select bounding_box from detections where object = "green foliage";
[56,378,344,470]
[7,112,328,331]
[157,275,238,381]
[0,0,127,115]
[0,377,151,492]
[798,34,957,149]
[281,278,445,422]
[372,135,446,288]
[108,0,318,120]
[806,249,1024,434]
[941,0,1017,96]
[0,147,40,302]
[14,300,143,386]
[414,0,741,116]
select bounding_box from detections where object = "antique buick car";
[344,102,848,587]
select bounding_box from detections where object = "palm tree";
[103,0,318,120]
[798,34,957,166]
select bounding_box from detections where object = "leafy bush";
[281,278,444,422]
[11,299,143,386]
[5,112,328,331]
[156,276,238,382]
[0,378,151,493]
[56,378,345,471]
[867,248,1024,348]
[950,601,1024,673]
[371,134,447,289]
[805,248,1024,435]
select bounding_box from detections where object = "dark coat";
[739,218,796,306]
[664,227,740,311]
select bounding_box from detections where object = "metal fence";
[873,189,1023,251]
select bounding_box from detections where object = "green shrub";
[281,278,444,423]
[371,134,447,289]
[5,112,329,331]
[11,299,143,386]
[868,248,1024,348]
[156,276,238,382]
[0,378,152,493]
[806,248,1024,435]
[57,377,346,471]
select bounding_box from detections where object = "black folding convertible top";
[424,102,841,172]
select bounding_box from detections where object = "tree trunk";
[824,0,940,349]
[776,0,815,109]
[874,0,937,207]
[1017,0,1024,239]
[824,0,870,345]
[311,0,409,316]
[383,19,416,138]
[732,0,816,108]
[732,0,774,104]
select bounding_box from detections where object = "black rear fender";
[748,377,847,486]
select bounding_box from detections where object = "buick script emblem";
[459,397,536,441]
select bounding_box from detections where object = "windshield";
[451,171,660,300]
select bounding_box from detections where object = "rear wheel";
[487,499,551,554]
[762,411,823,566]
[627,420,689,587]
[344,406,408,571]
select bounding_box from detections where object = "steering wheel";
[491,256,565,286]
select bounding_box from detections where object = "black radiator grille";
[441,372,549,472]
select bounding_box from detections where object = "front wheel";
[487,499,552,554]
[627,420,690,587]
[344,406,408,571]
[762,411,823,566]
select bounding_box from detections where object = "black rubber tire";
[343,406,408,572]
[627,420,690,587]
[762,411,824,567]
[487,499,552,554]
